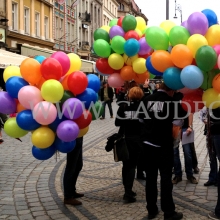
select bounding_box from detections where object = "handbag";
[113,135,129,162]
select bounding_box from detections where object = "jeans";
[102,100,113,118]
[63,137,83,199]
[122,137,141,194]
[143,144,175,218]
[211,135,220,217]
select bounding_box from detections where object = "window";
[60,19,64,39]
[24,7,30,34]
[71,24,74,42]
[44,16,49,39]
[35,12,40,37]
[110,2,111,11]
[12,2,18,30]
[67,22,70,42]
[55,17,59,39]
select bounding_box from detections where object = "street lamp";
[173,0,182,23]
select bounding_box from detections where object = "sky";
[134,0,220,26]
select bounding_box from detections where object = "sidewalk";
[0,101,215,219]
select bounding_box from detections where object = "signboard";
[0,28,5,43]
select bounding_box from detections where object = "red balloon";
[181,93,204,113]
[74,110,92,129]
[138,52,151,59]
[67,71,88,95]
[40,58,62,80]
[96,58,114,74]
[124,30,140,41]
[117,16,124,27]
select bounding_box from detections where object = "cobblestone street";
[0,101,216,219]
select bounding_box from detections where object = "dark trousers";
[143,144,175,218]
[63,137,83,199]
[190,142,198,169]
[122,137,141,194]
[137,148,145,176]
[102,100,113,118]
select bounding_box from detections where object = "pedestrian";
[0,113,8,143]
[115,86,144,203]
[139,82,183,220]
[63,137,84,206]
[100,82,114,120]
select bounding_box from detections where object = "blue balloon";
[32,145,56,160]
[6,77,29,98]
[180,65,204,89]
[34,55,46,64]
[146,56,163,76]
[76,88,97,109]
[163,67,184,90]
[124,38,140,57]
[16,110,41,130]
[87,74,101,93]
[48,115,67,132]
[54,137,76,153]
[202,9,218,27]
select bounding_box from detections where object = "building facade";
[0,0,8,49]
[103,0,118,26]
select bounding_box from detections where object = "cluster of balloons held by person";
[93,9,220,112]
[0,52,103,160]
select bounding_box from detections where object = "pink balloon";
[108,73,124,88]
[18,86,43,109]
[33,101,57,125]
[51,51,70,76]
[213,45,220,57]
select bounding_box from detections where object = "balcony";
[79,41,90,51]
[79,11,91,25]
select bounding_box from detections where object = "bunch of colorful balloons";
[0,52,103,160]
[93,15,152,87]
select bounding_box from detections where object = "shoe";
[0,139,4,143]
[172,176,182,184]
[187,176,198,184]
[131,191,137,197]
[73,192,84,198]
[208,212,220,219]
[193,167,200,174]
[148,210,159,219]
[123,193,136,203]
[204,181,217,187]
[164,212,183,220]
[100,117,105,120]
[137,174,146,180]
[64,198,82,206]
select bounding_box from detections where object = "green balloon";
[94,28,110,43]
[169,26,190,46]
[149,73,155,79]
[122,15,137,32]
[90,101,104,120]
[195,46,217,72]
[109,19,118,27]
[93,39,111,58]
[145,26,169,50]
[111,36,126,54]
[200,69,219,90]
[60,90,75,107]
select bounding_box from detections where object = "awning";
[0,49,27,69]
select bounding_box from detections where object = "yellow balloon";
[66,53,82,75]
[136,17,146,32]
[108,53,124,70]
[3,66,21,82]
[101,25,111,33]
[202,88,220,109]
[31,126,55,149]
[41,79,64,103]
[160,20,176,35]
[78,126,89,138]
[187,34,208,58]
[205,24,220,46]
[133,58,147,74]
[135,28,143,37]
[123,54,138,66]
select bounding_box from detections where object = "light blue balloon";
[163,67,184,90]
[124,39,140,57]
[34,55,46,64]
[180,65,204,89]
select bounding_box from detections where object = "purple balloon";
[109,25,125,39]
[57,120,79,142]
[181,20,188,29]
[138,37,151,55]
[0,91,16,114]
[62,98,83,120]
[187,12,208,35]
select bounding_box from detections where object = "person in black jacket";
[139,83,183,220]
[115,86,144,203]
[100,82,114,119]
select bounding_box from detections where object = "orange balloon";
[61,74,70,90]
[151,50,174,72]
[171,44,193,68]
[120,66,136,81]
[17,102,27,113]
[36,77,46,90]
[212,74,220,93]
[134,71,150,83]
[20,58,42,84]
